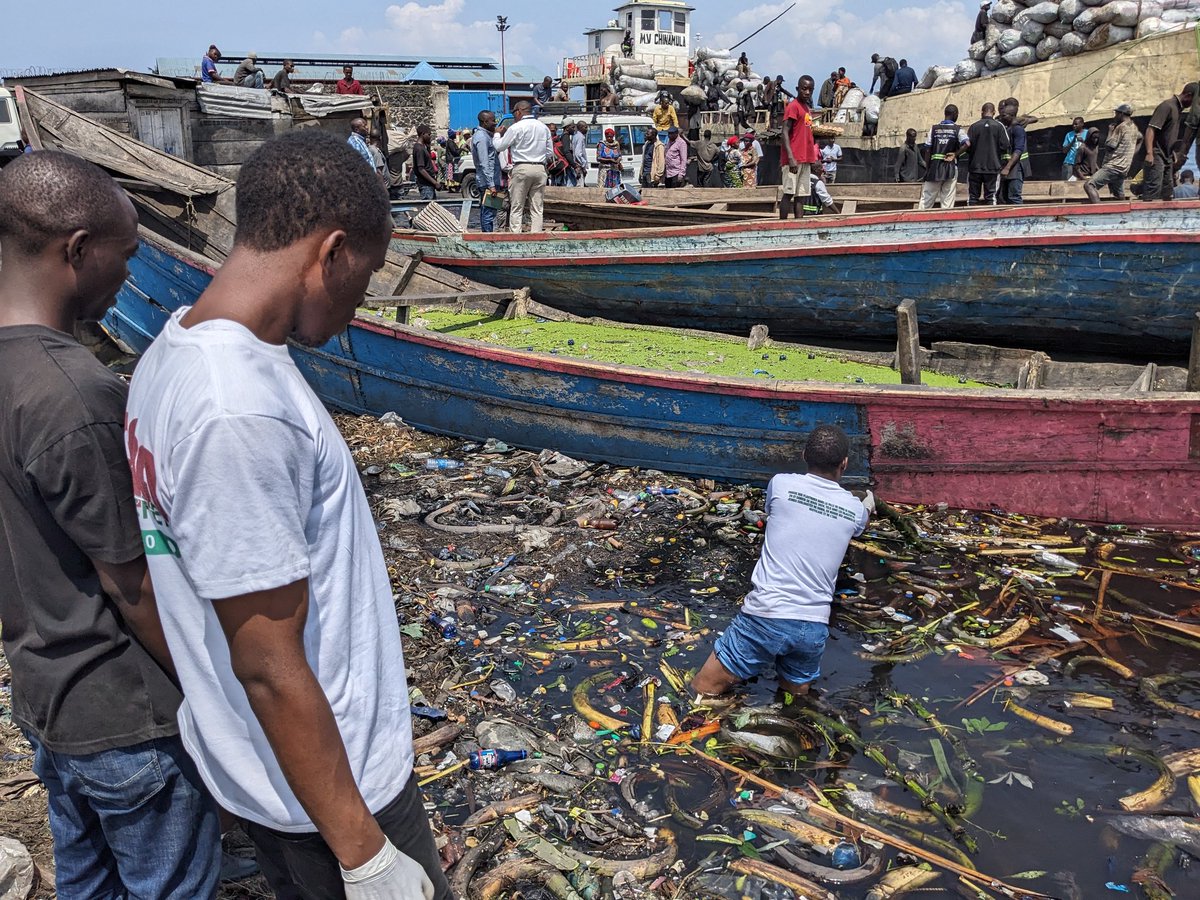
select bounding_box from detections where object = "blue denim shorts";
[714,612,829,686]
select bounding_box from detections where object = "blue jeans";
[479,203,497,233]
[1000,171,1024,205]
[714,612,829,686]
[28,732,221,899]
[418,183,436,201]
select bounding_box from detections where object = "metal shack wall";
[449,90,504,131]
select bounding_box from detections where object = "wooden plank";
[896,299,921,386]
[1189,311,1200,392]
[543,199,771,230]
[1128,363,1157,393]
[391,251,424,296]
[1018,352,1050,389]
[841,199,857,215]
[388,252,424,325]
[11,86,44,150]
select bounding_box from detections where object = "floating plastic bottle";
[1033,550,1080,572]
[424,458,463,470]
[484,583,527,597]
[468,748,528,770]
[578,517,618,530]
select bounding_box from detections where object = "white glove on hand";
[341,838,434,900]
[862,490,876,515]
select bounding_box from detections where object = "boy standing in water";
[692,425,871,702]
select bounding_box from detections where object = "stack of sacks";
[688,47,761,111]
[611,54,660,109]
[949,0,1200,85]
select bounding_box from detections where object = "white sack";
[694,47,732,62]
[1036,35,1061,59]
[991,0,1022,23]
[1060,31,1088,53]
[1022,1,1061,23]
[1058,0,1084,20]
[613,62,654,79]
[954,58,983,81]
[616,76,657,92]
[1003,45,1038,66]
[1020,19,1047,42]
[1101,0,1141,26]
[997,28,1025,52]
[862,95,881,124]
[985,45,1004,69]
[1085,22,1134,48]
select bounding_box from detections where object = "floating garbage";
[12,410,1192,899]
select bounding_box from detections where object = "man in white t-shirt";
[125,130,446,900]
[692,425,871,702]
[820,140,842,184]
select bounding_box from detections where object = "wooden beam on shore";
[896,299,921,385]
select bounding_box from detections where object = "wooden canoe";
[108,228,1200,529]
[391,202,1200,354]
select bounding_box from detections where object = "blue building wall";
[449,90,506,131]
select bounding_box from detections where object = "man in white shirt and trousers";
[492,100,553,232]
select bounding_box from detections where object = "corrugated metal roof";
[155,55,545,88]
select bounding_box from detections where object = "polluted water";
[298,415,1200,898]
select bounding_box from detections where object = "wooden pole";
[896,299,921,385]
[1188,311,1200,392]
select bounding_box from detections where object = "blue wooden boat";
[108,228,1200,529]
[390,202,1200,354]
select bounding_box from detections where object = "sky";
[0,0,978,89]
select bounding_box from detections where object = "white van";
[457,112,657,196]
[0,88,24,164]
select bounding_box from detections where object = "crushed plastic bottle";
[831,841,862,870]
[484,466,513,479]
[489,680,518,703]
[424,458,463,471]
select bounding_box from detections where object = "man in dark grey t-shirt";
[0,152,221,898]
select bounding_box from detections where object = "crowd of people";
[204,41,1200,230]
[913,81,1199,208]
